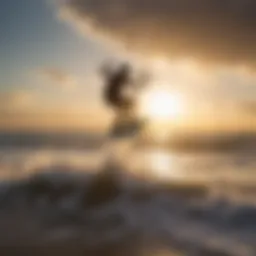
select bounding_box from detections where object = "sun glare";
[139,88,184,121]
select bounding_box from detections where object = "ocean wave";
[0,165,255,255]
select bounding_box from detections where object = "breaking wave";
[0,164,255,256]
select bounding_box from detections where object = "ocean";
[0,131,255,255]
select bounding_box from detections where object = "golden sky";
[0,0,256,133]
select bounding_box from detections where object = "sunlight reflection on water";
[129,148,186,181]
[1,144,256,186]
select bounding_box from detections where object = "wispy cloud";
[241,101,256,116]
[0,88,109,131]
[39,68,78,89]
[0,91,34,113]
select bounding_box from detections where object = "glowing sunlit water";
[129,149,185,181]
[0,145,256,185]
[0,132,256,186]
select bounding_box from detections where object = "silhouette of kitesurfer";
[101,61,148,170]
[103,63,133,111]
[102,62,148,139]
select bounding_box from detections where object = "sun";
[139,88,184,121]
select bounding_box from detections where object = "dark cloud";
[60,0,256,68]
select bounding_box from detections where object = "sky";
[0,0,256,134]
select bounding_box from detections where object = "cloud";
[58,0,256,69]
[40,68,78,88]
[0,89,109,131]
[0,91,37,129]
[241,101,256,115]
[0,91,34,113]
